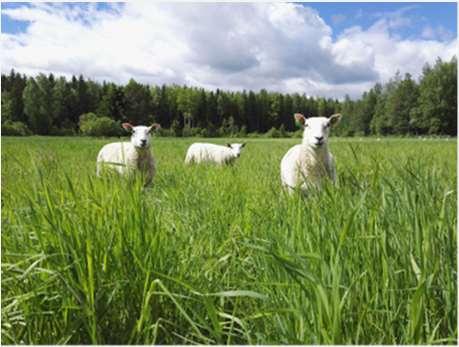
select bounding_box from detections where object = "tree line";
[1,56,456,137]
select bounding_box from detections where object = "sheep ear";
[329,113,342,126]
[122,123,133,131]
[226,143,232,148]
[241,143,246,148]
[148,123,161,132]
[294,113,306,127]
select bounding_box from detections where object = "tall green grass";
[1,136,457,344]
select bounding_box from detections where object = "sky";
[1,1,457,99]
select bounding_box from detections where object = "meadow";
[1,135,457,344]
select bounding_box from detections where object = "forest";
[1,56,457,137]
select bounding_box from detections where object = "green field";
[1,136,457,344]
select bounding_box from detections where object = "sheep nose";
[141,140,147,146]
[315,136,324,142]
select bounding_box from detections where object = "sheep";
[96,122,160,186]
[280,113,342,193]
[185,143,246,165]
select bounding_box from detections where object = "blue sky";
[2,3,24,33]
[2,2,119,33]
[1,2,457,98]
[307,2,457,40]
[3,2,456,40]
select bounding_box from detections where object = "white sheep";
[96,122,160,186]
[280,113,342,193]
[185,143,246,165]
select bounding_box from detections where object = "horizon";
[3,59,453,102]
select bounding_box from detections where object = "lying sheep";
[280,113,341,193]
[96,122,160,186]
[185,143,246,165]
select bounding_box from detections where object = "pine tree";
[5,70,27,123]
[97,83,125,121]
[156,85,170,128]
[124,78,152,124]
[52,77,75,128]
[23,74,54,134]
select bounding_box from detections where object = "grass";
[1,135,457,344]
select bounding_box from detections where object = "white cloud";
[334,19,457,83]
[1,2,457,98]
[421,26,436,40]
[421,25,455,42]
[370,5,418,29]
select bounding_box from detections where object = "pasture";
[1,136,457,344]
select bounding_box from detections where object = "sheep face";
[226,143,246,158]
[294,113,341,148]
[122,123,160,149]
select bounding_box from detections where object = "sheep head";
[294,113,342,148]
[122,122,161,149]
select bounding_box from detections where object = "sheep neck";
[134,147,152,171]
[301,141,329,161]
[135,147,151,159]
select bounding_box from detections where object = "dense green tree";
[283,94,294,131]
[176,86,195,128]
[51,77,76,129]
[2,70,27,123]
[206,91,219,128]
[123,79,152,124]
[72,75,90,118]
[268,93,283,130]
[317,98,328,118]
[291,93,305,118]
[370,73,400,135]
[2,56,456,136]
[23,74,54,134]
[195,90,208,128]
[216,91,232,126]
[370,92,389,135]
[391,73,419,134]
[335,95,355,136]
[370,73,420,135]
[156,85,171,128]
[304,96,318,118]
[246,91,258,132]
[356,84,381,135]
[1,91,13,122]
[86,80,102,112]
[412,57,457,135]
[97,83,125,121]
[230,92,243,127]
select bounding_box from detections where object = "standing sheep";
[280,113,342,193]
[185,143,246,165]
[96,122,160,186]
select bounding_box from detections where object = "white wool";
[280,144,336,192]
[280,113,341,193]
[185,143,245,165]
[96,123,159,186]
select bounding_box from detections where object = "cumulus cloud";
[334,19,457,82]
[1,2,456,98]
